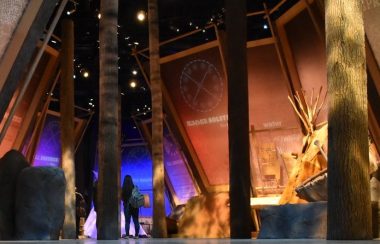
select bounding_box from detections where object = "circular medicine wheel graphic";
[180,59,224,113]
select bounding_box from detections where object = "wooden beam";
[247,10,265,17]
[75,112,94,153]
[226,0,252,237]
[0,0,44,92]
[214,26,228,90]
[60,19,76,238]
[366,39,380,95]
[138,120,179,206]
[275,1,305,94]
[302,0,324,41]
[247,37,275,48]
[25,102,50,163]
[163,117,201,195]
[134,54,210,193]
[160,41,218,64]
[0,0,61,124]
[369,104,380,155]
[0,0,65,144]
[12,53,59,150]
[138,24,215,54]
[263,3,295,96]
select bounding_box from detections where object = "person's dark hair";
[122,175,134,202]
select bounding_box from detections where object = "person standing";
[121,175,140,238]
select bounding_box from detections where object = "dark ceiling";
[50,0,298,121]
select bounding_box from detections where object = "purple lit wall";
[120,145,171,217]
[163,126,197,204]
[33,114,61,167]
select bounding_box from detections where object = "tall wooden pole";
[226,0,252,238]
[148,0,167,238]
[97,0,120,239]
[326,0,372,239]
[60,19,76,239]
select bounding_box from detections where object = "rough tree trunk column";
[97,0,120,240]
[148,0,167,238]
[60,19,76,239]
[226,0,252,238]
[326,0,372,239]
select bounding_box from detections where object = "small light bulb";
[137,11,146,22]
[130,81,137,88]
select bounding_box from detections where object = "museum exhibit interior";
[0,0,380,242]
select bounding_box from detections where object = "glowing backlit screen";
[161,47,229,186]
[33,114,61,167]
[163,126,197,204]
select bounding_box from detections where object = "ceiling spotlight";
[137,10,146,22]
[66,10,75,15]
[66,0,77,15]
[176,28,180,32]
[98,13,101,19]
[132,70,138,75]
[80,68,89,78]
[129,80,137,88]
[263,24,268,29]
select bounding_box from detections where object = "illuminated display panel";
[284,9,328,123]
[33,113,61,167]
[161,42,304,191]
[161,46,229,186]
[163,125,197,204]
[247,44,303,194]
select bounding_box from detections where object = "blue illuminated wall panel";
[121,145,171,217]
[33,114,61,167]
[163,126,197,204]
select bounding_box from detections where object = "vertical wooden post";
[148,0,167,238]
[60,19,76,239]
[97,0,120,239]
[326,0,372,239]
[226,0,252,238]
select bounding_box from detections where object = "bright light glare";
[137,11,146,22]
[130,81,137,88]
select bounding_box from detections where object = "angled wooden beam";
[13,51,59,150]
[0,0,62,123]
[133,54,209,193]
[137,119,179,206]
[0,0,66,144]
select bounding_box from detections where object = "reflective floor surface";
[0,239,379,244]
